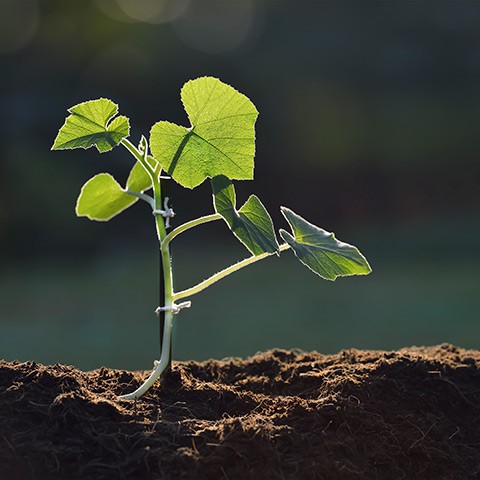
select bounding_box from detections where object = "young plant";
[52,77,371,400]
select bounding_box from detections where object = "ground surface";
[1,344,480,480]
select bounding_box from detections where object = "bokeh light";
[95,0,190,24]
[173,0,259,54]
[1,1,479,370]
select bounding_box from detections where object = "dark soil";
[1,344,480,480]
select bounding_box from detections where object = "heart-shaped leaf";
[52,98,130,153]
[279,207,371,280]
[212,175,279,256]
[77,173,139,221]
[150,77,258,189]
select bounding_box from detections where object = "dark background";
[1,0,479,370]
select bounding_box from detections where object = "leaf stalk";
[173,243,291,302]
[125,189,155,208]
[161,213,222,249]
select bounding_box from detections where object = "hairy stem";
[161,213,222,249]
[173,243,291,302]
[119,144,176,400]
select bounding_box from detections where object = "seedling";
[52,77,371,400]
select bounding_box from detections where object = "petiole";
[125,189,155,208]
[161,213,222,250]
[173,243,291,302]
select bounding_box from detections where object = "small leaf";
[150,77,258,189]
[76,173,137,221]
[212,175,279,256]
[52,98,130,153]
[279,207,372,281]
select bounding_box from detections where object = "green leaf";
[150,77,258,189]
[52,98,130,153]
[76,173,138,221]
[279,207,372,281]
[212,175,279,256]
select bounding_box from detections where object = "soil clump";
[1,344,480,479]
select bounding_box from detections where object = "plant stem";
[119,142,176,401]
[173,243,291,302]
[121,138,155,177]
[125,189,155,208]
[161,213,222,249]
[152,170,175,369]
[118,310,173,400]
[158,215,174,372]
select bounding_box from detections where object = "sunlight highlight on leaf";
[212,175,279,255]
[150,77,258,189]
[52,98,130,153]
[280,207,372,281]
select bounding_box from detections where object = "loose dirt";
[1,344,480,479]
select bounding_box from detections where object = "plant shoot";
[52,77,371,400]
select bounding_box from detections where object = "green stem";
[118,310,173,400]
[121,138,155,177]
[125,189,155,208]
[161,213,222,249]
[173,243,291,302]
[153,174,174,370]
[119,147,176,401]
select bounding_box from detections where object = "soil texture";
[1,344,480,480]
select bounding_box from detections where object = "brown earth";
[1,344,480,480]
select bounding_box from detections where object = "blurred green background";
[1,0,479,370]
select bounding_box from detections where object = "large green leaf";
[76,173,143,222]
[279,207,372,281]
[212,175,279,256]
[52,98,130,153]
[150,77,258,189]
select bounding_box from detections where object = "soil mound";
[1,344,480,479]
